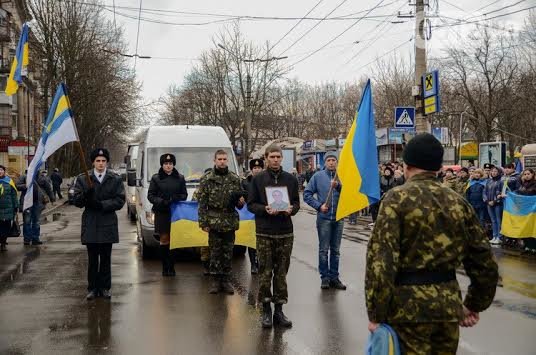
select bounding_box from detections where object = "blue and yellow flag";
[5,23,30,96]
[170,202,256,250]
[0,176,18,194]
[501,192,536,239]
[24,83,79,210]
[336,80,380,221]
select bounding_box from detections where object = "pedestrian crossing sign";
[394,107,415,128]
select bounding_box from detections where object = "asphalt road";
[0,204,535,354]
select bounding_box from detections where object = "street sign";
[394,107,415,128]
[423,70,439,98]
[422,70,440,115]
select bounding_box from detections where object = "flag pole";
[324,172,339,208]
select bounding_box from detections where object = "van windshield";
[147,147,237,182]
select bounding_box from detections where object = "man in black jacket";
[73,148,125,301]
[50,168,63,200]
[247,145,300,329]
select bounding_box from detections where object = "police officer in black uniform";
[73,148,125,300]
[148,154,188,277]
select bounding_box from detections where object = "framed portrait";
[265,186,290,212]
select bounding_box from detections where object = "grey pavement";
[0,203,534,354]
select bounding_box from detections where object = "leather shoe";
[101,289,112,299]
[86,290,98,300]
[31,241,43,246]
[220,278,235,295]
[321,279,330,289]
[208,277,220,294]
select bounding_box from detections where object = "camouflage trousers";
[200,246,210,262]
[208,230,235,276]
[257,235,294,304]
[391,322,459,355]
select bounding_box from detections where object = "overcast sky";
[104,0,533,101]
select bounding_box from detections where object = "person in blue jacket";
[303,152,346,290]
[483,166,504,245]
[466,168,488,227]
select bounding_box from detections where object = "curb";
[0,200,69,290]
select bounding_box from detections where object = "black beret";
[249,158,264,170]
[160,153,176,166]
[402,133,444,172]
[90,148,110,162]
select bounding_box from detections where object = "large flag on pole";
[336,79,380,221]
[5,22,30,96]
[24,83,79,210]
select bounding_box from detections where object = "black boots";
[202,260,210,276]
[160,244,175,277]
[248,248,258,274]
[208,275,234,295]
[273,304,292,328]
[208,276,220,294]
[220,276,234,295]
[261,303,273,328]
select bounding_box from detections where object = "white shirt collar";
[94,168,107,183]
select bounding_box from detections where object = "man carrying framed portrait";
[247,145,300,329]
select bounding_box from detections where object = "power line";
[351,37,413,73]
[465,0,528,20]
[269,0,324,53]
[289,0,388,68]
[279,0,349,55]
[471,0,503,15]
[133,0,143,69]
[341,0,407,67]
[434,5,536,29]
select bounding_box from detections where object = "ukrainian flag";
[336,79,380,221]
[5,23,30,96]
[170,202,256,250]
[501,192,536,239]
[0,176,18,193]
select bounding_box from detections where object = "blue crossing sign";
[394,107,416,128]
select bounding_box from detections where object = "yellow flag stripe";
[46,96,69,133]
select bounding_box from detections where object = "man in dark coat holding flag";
[73,148,125,300]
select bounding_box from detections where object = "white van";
[128,125,240,258]
[125,143,139,221]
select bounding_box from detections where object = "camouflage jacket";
[365,172,498,323]
[442,176,458,190]
[197,167,242,232]
[454,177,469,195]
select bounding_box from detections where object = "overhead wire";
[464,0,528,20]
[434,5,536,29]
[289,0,388,68]
[269,0,324,53]
[278,0,349,56]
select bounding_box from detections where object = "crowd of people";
[438,163,536,253]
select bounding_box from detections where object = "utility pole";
[414,0,428,133]
[245,74,252,172]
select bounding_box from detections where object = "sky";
[103,0,534,102]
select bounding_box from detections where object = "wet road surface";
[0,204,535,354]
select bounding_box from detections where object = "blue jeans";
[23,204,43,242]
[487,204,503,239]
[317,218,344,281]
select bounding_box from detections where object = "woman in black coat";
[148,154,187,276]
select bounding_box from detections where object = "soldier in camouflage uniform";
[454,167,470,196]
[197,150,246,295]
[366,133,499,354]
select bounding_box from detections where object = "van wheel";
[233,245,247,257]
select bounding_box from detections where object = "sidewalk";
[0,199,69,286]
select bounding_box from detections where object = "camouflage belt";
[207,209,232,217]
[395,270,456,286]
